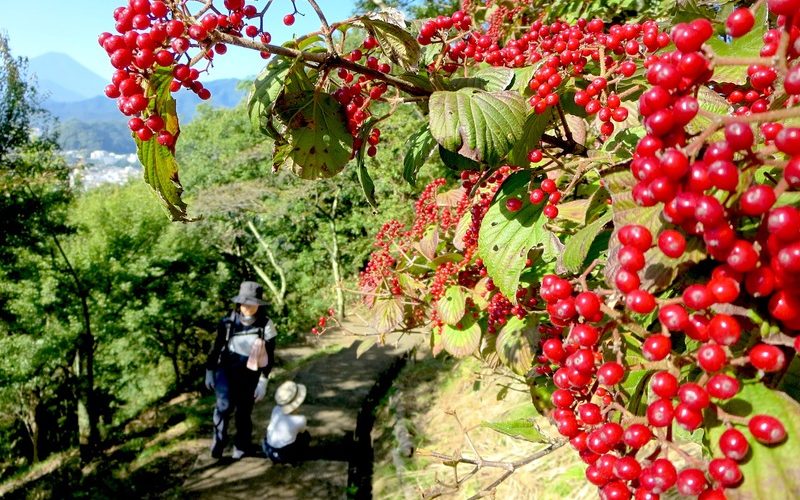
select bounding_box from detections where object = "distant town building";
[64,149,140,189]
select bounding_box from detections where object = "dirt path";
[182,322,421,499]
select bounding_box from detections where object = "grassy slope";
[371,355,593,500]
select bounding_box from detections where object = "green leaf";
[562,211,613,274]
[441,315,481,358]
[481,415,545,443]
[557,186,610,226]
[478,171,549,302]
[496,316,539,375]
[355,119,379,208]
[602,170,706,292]
[135,66,190,221]
[509,107,555,167]
[437,145,481,171]
[248,56,294,138]
[359,18,421,70]
[671,0,719,25]
[356,337,377,359]
[272,91,352,179]
[403,127,437,185]
[356,157,377,208]
[429,89,527,166]
[602,125,646,161]
[453,212,472,251]
[370,297,404,334]
[449,67,515,91]
[707,382,800,499]
[706,4,767,85]
[688,86,731,136]
[437,285,467,326]
[511,65,537,93]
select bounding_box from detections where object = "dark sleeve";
[261,337,277,378]
[206,319,228,370]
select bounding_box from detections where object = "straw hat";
[274,380,306,413]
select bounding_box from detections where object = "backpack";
[221,310,270,371]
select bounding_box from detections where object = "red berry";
[748,344,787,372]
[626,290,657,314]
[697,343,727,372]
[726,8,755,37]
[647,398,674,427]
[658,229,686,258]
[651,371,679,398]
[505,197,523,212]
[283,13,295,25]
[706,373,740,399]
[749,415,787,444]
[677,468,708,496]
[708,314,741,346]
[598,362,625,386]
[708,457,742,486]
[719,428,749,461]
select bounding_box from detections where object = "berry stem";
[213,31,431,96]
[304,0,336,52]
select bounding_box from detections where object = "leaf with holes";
[496,316,539,375]
[478,171,549,302]
[135,66,190,221]
[449,67,515,91]
[272,91,352,179]
[602,170,706,292]
[248,56,294,138]
[429,89,527,166]
[706,382,800,499]
[562,211,613,274]
[437,285,467,326]
[403,127,437,186]
[359,17,421,70]
[441,315,481,358]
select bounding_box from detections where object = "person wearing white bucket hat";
[262,380,311,463]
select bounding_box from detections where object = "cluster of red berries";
[419,14,669,134]
[102,1,321,151]
[101,0,270,147]
[310,308,337,336]
[358,220,404,301]
[524,5,800,498]
[333,35,395,158]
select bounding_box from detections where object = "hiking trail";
[182,319,421,499]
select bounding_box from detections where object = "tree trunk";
[52,231,99,462]
[20,394,41,463]
[327,190,345,319]
[328,216,345,319]
[171,337,182,390]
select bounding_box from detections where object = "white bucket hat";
[274,380,307,414]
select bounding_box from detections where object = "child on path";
[262,380,311,464]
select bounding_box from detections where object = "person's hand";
[254,375,268,402]
[205,369,216,391]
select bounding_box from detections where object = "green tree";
[0,34,74,464]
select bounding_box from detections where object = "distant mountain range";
[30,53,109,102]
[29,53,248,154]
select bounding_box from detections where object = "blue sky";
[0,0,357,81]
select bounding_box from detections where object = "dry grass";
[372,354,594,500]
